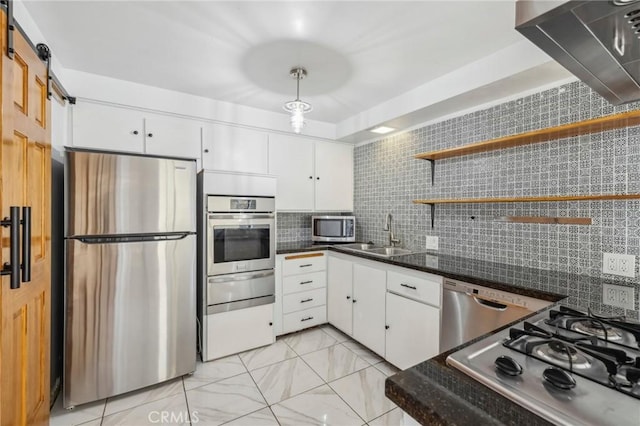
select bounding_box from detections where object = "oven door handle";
[208,214,274,220]
[208,269,275,283]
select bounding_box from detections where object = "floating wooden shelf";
[415,110,640,161]
[413,194,640,205]
[414,194,640,228]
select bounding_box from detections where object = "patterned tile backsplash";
[353,80,640,318]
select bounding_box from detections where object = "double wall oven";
[206,196,276,313]
[198,191,277,361]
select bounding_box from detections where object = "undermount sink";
[338,243,416,257]
[340,243,378,251]
[365,247,414,257]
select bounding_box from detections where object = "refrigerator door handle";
[75,232,193,244]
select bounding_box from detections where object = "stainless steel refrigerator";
[64,150,197,408]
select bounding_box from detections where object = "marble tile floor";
[51,325,402,426]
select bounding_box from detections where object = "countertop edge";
[276,243,567,303]
[275,242,571,425]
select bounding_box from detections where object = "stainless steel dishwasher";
[440,278,552,352]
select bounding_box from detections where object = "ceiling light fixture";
[369,126,396,134]
[283,67,312,134]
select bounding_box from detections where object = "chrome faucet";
[383,213,401,247]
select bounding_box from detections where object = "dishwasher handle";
[473,296,507,311]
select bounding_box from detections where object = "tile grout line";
[180,377,193,426]
[326,364,396,424]
[239,352,271,416]
[297,351,368,425]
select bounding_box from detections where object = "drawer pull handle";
[301,298,313,303]
[352,299,357,303]
[300,264,313,268]
[300,280,313,285]
[346,296,351,300]
[401,283,417,290]
[301,316,314,322]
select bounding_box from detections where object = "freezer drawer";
[66,150,196,236]
[206,269,275,311]
[64,235,197,407]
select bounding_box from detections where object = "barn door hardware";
[1,0,15,59]
[36,43,51,99]
[0,207,33,289]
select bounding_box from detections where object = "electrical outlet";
[602,253,636,278]
[603,283,635,310]
[425,236,439,250]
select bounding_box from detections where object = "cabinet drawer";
[283,288,327,314]
[282,305,326,333]
[282,252,326,276]
[387,270,441,307]
[283,271,326,294]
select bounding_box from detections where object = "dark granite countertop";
[277,241,581,302]
[276,241,623,424]
[276,240,332,254]
[384,305,559,426]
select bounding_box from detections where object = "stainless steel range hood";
[516,0,640,105]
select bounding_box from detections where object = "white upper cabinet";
[71,102,145,153]
[315,142,354,211]
[144,114,201,159]
[269,134,315,211]
[268,134,353,212]
[202,124,269,174]
[71,101,201,160]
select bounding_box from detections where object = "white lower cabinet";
[327,255,387,357]
[327,255,354,335]
[352,263,386,357]
[283,305,327,332]
[276,251,327,335]
[327,252,443,370]
[385,292,440,370]
[205,303,274,361]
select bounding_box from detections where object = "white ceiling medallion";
[283,67,312,134]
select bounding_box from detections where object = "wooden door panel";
[1,11,51,426]
[27,141,47,260]
[26,291,47,423]
[33,76,46,127]
[5,305,27,425]
[12,53,27,113]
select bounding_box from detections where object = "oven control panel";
[208,195,275,213]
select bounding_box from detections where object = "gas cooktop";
[447,306,640,426]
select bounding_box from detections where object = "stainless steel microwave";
[312,216,355,242]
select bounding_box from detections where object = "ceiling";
[22,0,546,128]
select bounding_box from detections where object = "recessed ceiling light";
[369,126,395,134]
